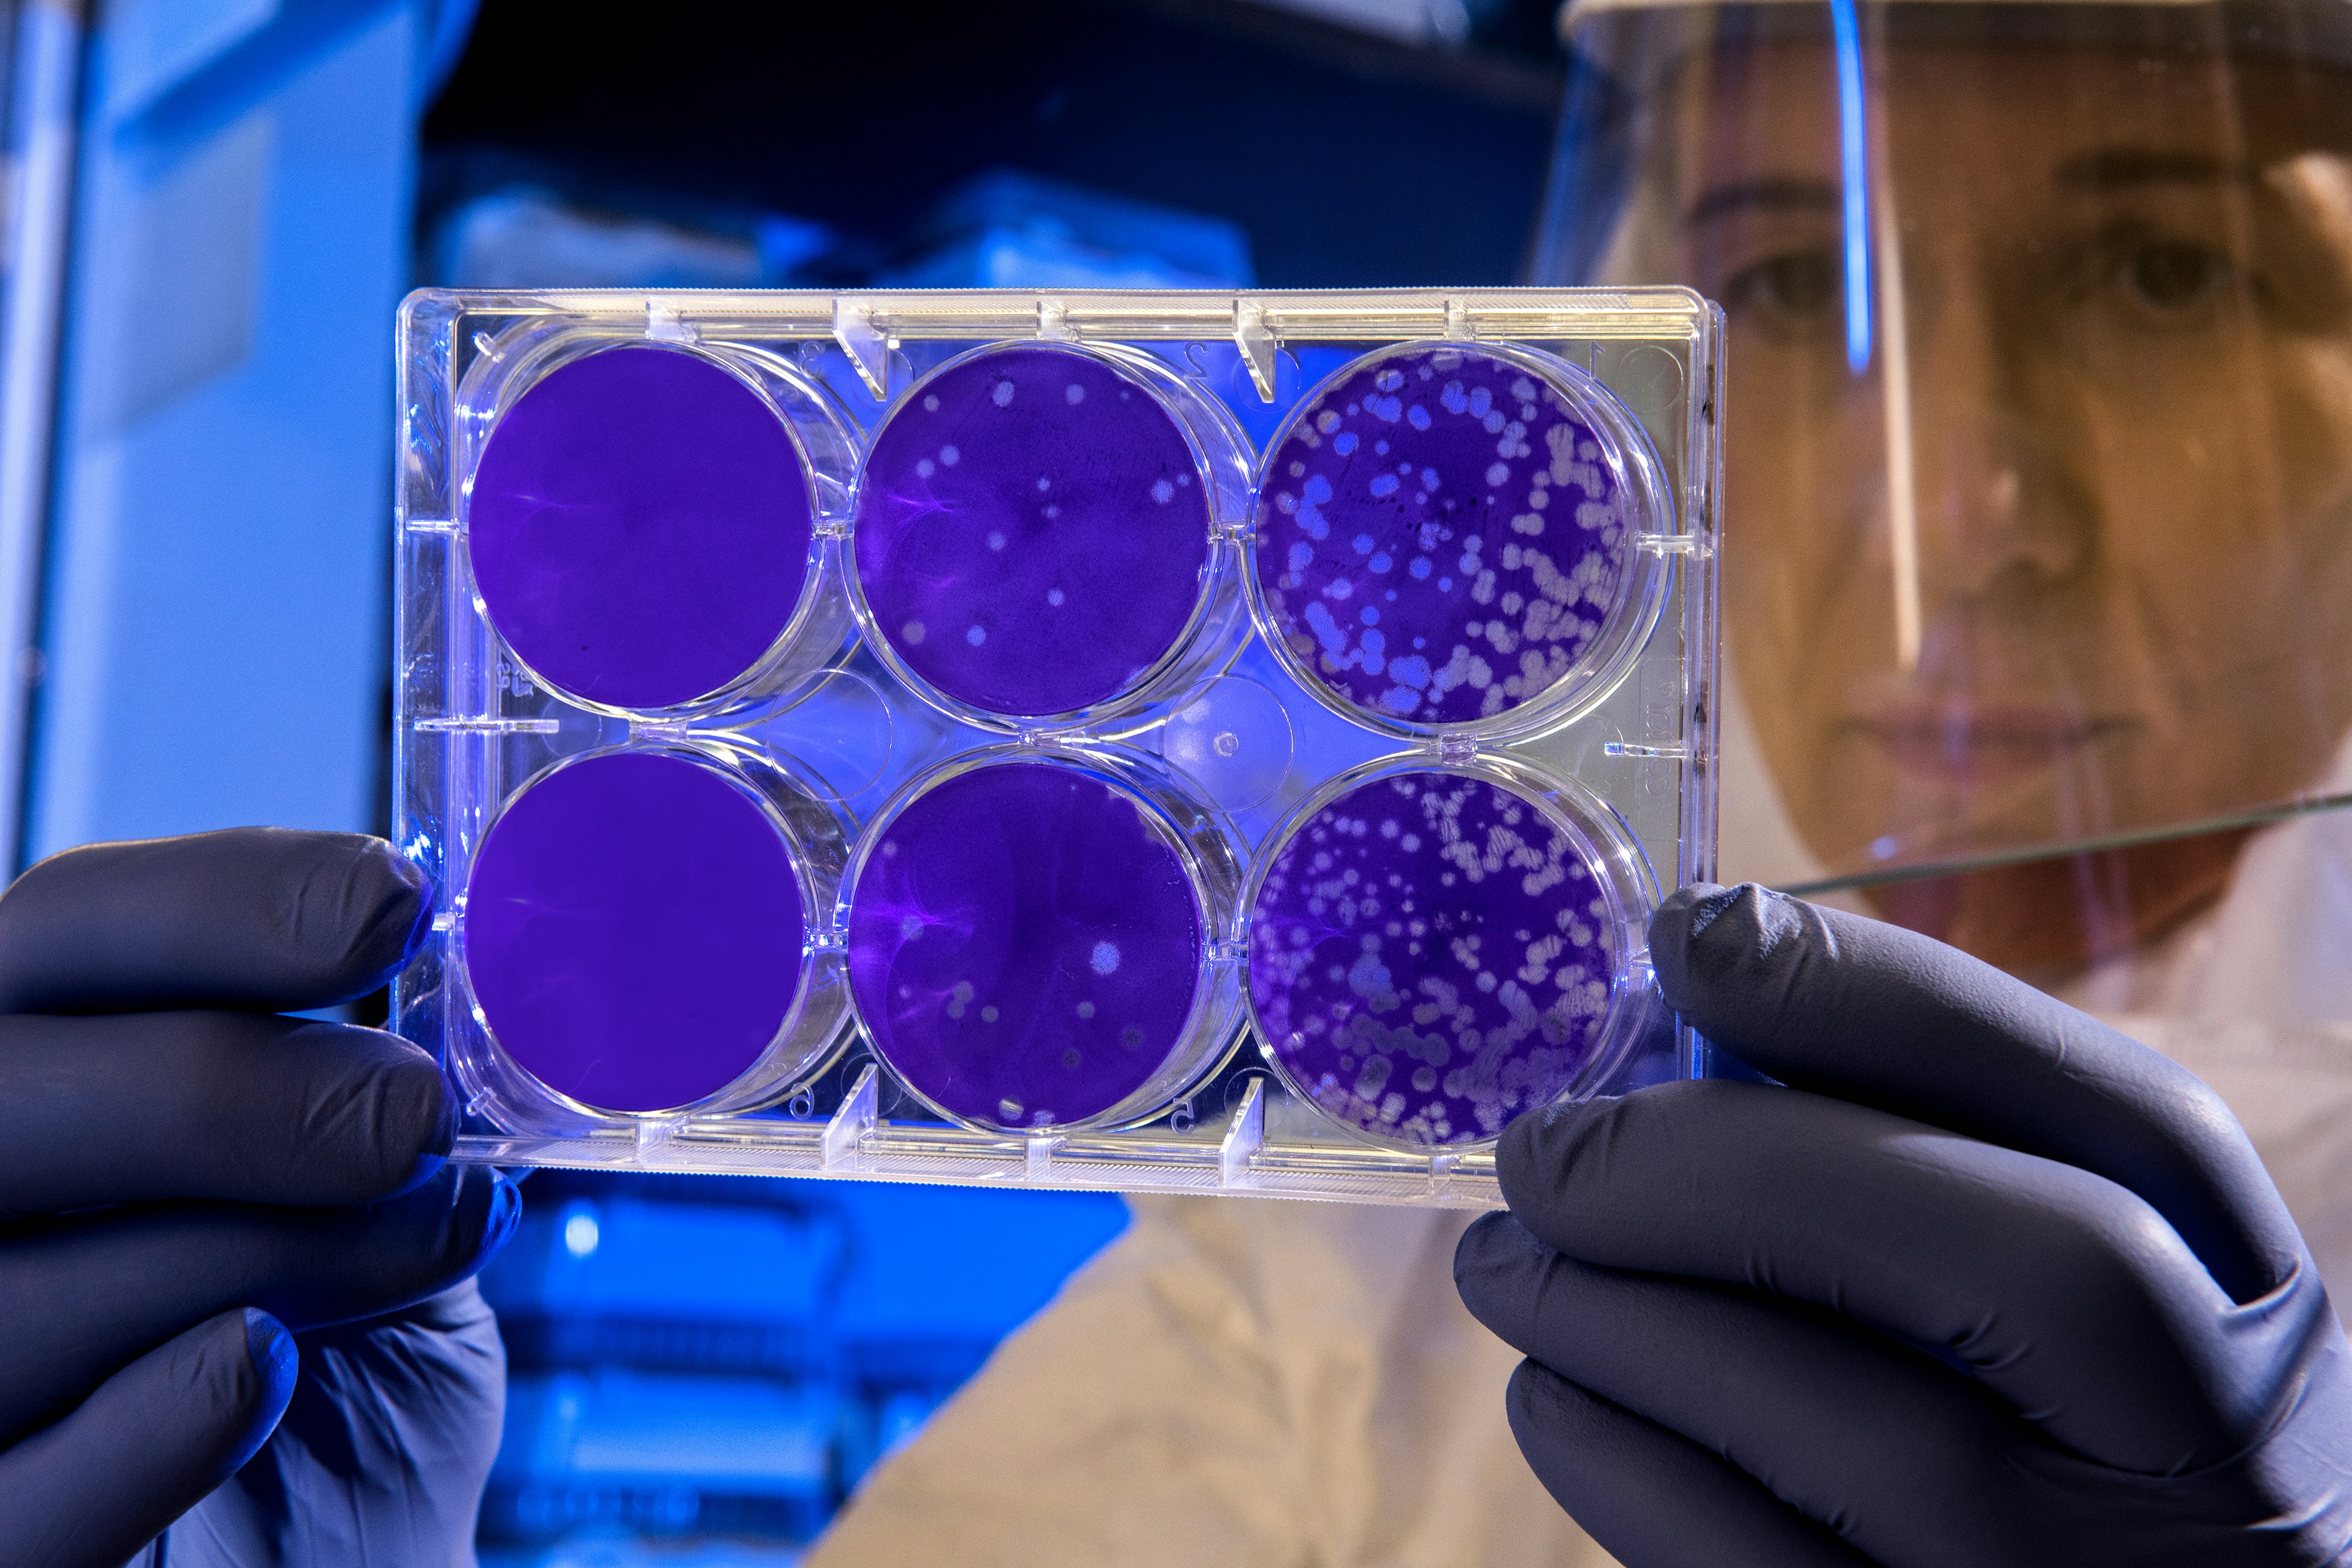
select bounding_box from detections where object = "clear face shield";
[1539,0,2352,986]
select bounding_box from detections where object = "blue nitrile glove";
[0,828,516,1567]
[1456,883,2352,1567]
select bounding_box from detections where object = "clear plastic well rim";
[1244,339,1678,745]
[1240,748,1665,1152]
[835,742,1250,1137]
[842,338,1252,738]
[453,332,856,721]
[453,740,855,1128]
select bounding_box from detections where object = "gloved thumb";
[0,1307,297,1567]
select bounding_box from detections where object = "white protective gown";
[806,675,2352,1568]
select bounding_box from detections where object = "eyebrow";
[1683,177,1841,227]
[2053,148,2260,191]
[1682,147,2262,228]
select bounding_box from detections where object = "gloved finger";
[0,828,431,1016]
[0,1307,297,1568]
[190,1281,508,1560]
[1652,883,2300,1304]
[1459,1211,2025,1564]
[0,1013,452,1217]
[1502,1360,1880,1568]
[1494,1079,2300,1473]
[0,1164,517,1448]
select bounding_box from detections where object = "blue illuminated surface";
[29,1,419,860]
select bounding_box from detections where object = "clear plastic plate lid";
[397,286,1720,1207]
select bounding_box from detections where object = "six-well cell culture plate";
[396,287,1722,1208]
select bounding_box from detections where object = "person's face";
[1666,38,2352,973]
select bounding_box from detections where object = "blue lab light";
[1830,0,1872,374]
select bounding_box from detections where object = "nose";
[1915,414,2087,598]
[1897,261,2098,605]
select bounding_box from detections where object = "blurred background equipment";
[0,0,1570,1561]
[16,0,477,866]
[477,1173,1128,1562]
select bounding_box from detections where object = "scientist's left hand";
[1457,883,2352,1567]
[0,828,514,1567]
[142,1278,507,1566]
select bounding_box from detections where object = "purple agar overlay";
[469,346,815,711]
[854,346,1211,719]
[1248,771,1615,1145]
[847,762,1205,1128]
[1254,348,1631,727]
[465,751,809,1114]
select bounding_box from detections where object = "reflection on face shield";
[1546,2,2352,978]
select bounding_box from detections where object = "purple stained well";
[854,345,1212,719]
[469,346,815,711]
[1248,770,1616,1146]
[847,760,1205,1129]
[1254,347,1632,727]
[465,751,810,1115]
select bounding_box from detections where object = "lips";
[1838,702,2136,783]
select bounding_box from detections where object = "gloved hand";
[140,1279,507,1565]
[1456,883,2352,1567]
[0,828,517,1567]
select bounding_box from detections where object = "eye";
[2115,238,2234,314]
[1722,250,1842,329]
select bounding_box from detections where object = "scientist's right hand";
[0,828,517,1567]
[1457,883,2352,1566]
